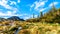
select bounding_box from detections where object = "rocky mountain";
[8,16,25,21]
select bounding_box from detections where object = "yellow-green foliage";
[26,8,60,23]
[0,21,60,34]
[18,22,60,34]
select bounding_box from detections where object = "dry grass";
[0,21,60,34]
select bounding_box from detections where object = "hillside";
[40,8,60,23]
[26,7,60,23]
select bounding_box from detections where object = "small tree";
[33,13,34,18]
[37,14,40,18]
[40,11,43,17]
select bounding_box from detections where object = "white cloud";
[10,1,17,5]
[0,0,21,19]
[0,0,18,16]
[30,0,48,11]
[0,0,7,4]
[34,1,45,10]
[0,0,18,10]
[0,12,8,16]
[0,9,3,10]
[30,4,34,8]
[6,11,21,16]
[49,2,58,7]
[0,0,12,9]
[12,8,18,13]
[3,17,9,19]
[24,16,30,20]
[0,11,28,19]
[30,4,34,11]
[17,0,20,3]
[39,0,48,2]
[40,8,47,12]
[0,11,18,16]
[7,11,12,15]
[4,8,18,16]
[22,14,35,20]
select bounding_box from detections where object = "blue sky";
[0,0,60,20]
